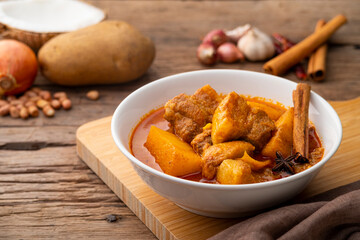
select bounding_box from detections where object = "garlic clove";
[225,24,251,42]
[237,27,275,62]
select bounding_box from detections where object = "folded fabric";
[209,181,360,240]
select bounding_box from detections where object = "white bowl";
[111,70,342,218]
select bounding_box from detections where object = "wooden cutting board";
[76,98,360,240]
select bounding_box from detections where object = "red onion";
[202,29,227,48]
[217,42,245,63]
[197,43,217,65]
[0,40,37,96]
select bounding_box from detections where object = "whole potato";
[38,21,155,86]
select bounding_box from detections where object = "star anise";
[272,152,296,175]
[272,152,310,175]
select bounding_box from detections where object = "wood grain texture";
[0,147,157,239]
[88,0,359,44]
[0,0,359,239]
[76,98,360,240]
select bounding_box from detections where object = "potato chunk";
[144,126,202,176]
[247,101,285,121]
[217,160,255,184]
[261,108,294,158]
[238,151,272,171]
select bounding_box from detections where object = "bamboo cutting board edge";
[76,98,360,240]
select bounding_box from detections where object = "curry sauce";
[130,100,323,184]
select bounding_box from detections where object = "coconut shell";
[0,23,59,50]
[0,0,106,50]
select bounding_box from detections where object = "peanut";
[30,96,41,102]
[50,99,61,109]
[86,90,100,100]
[24,100,36,108]
[43,105,55,117]
[0,104,10,116]
[10,100,24,106]
[16,104,24,110]
[9,106,20,118]
[28,105,39,117]
[39,90,52,101]
[36,99,50,109]
[18,95,29,103]
[3,89,72,119]
[0,99,8,107]
[25,90,38,98]
[6,95,16,102]
[58,97,67,104]
[31,87,42,94]
[53,92,67,100]
[61,98,72,110]
[20,107,29,119]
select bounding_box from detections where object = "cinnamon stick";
[308,20,328,81]
[293,83,311,158]
[272,33,307,80]
[264,14,347,76]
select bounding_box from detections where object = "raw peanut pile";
[0,87,72,119]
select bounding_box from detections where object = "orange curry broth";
[130,99,322,184]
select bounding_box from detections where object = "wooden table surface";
[1,1,359,239]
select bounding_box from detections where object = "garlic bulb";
[226,24,251,42]
[237,27,275,61]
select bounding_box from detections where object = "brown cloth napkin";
[209,181,360,240]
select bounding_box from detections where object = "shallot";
[217,42,245,63]
[0,40,38,96]
[202,29,227,48]
[197,43,217,65]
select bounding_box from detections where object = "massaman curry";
[130,84,324,184]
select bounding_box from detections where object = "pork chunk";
[191,84,223,121]
[191,128,212,156]
[164,93,208,126]
[201,141,255,179]
[172,113,202,143]
[164,85,221,143]
[211,92,251,144]
[245,108,276,149]
[212,92,275,149]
